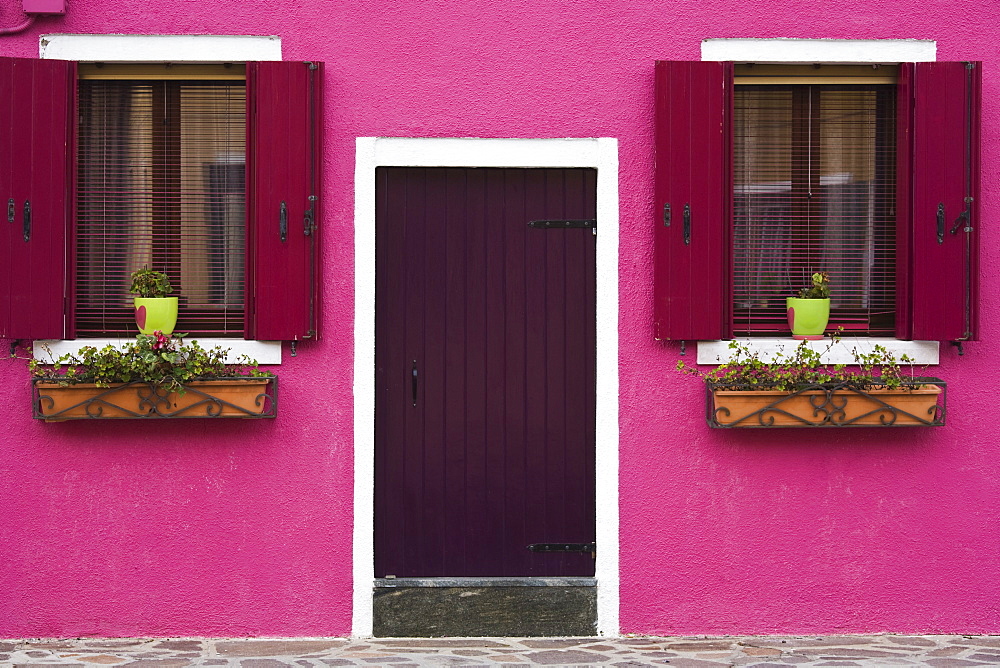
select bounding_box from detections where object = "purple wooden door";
[375,167,596,578]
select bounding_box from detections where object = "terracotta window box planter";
[707,378,945,428]
[33,377,277,421]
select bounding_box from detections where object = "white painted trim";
[34,338,282,365]
[697,338,939,366]
[353,137,620,637]
[701,38,936,63]
[40,34,281,61]
[36,34,282,363]
[698,39,938,359]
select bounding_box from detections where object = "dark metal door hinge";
[304,194,317,236]
[527,542,596,553]
[528,219,596,229]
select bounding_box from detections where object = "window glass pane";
[732,84,896,336]
[76,80,246,336]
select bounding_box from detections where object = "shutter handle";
[411,360,418,407]
[22,199,30,242]
[937,202,945,244]
[7,198,13,224]
[683,203,691,246]
[279,201,288,242]
[663,203,671,227]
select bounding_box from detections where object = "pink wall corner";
[0,0,999,638]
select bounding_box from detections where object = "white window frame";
[697,38,940,365]
[35,34,283,364]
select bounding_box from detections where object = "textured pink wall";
[1,0,998,638]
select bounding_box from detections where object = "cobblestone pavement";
[3,635,1000,667]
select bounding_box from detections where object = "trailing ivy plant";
[676,335,920,392]
[30,332,269,393]
[129,267,174,298]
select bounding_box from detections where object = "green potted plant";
[677,337,944,427]
[786,271,831,340]
[29,332,276,420]
[130,267,179,336]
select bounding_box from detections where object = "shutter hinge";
[306,61,318,70]
[966,62,976,70]
[304,195,317,236]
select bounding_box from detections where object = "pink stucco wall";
[1,0,998,638]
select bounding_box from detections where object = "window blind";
[76,79,247,336]
[732,84,897,335]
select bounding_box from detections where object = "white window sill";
[696,338,939,366]
[33,338,282,365]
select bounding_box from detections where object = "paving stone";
[885,636,938,647]
[521,639,598,649]
[524,649,606,664]
[663,642,734,652]
[378,641,506,649]
[925,660,990,667]
[241,661,293,668]
[741,647,783,657]
[653,658,729,667]
[968,653,1000,662]
[119,662,193,668]
[219,642,346,657]
[151,642,203,652]
[813,648,906,658]
[0,643,18,652]
[928,647,967,657]
[814,663,860,667]
[78,657,126,665]
[13,664,87,667]
[959,637,1000,648]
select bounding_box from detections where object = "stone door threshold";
[374,577,596,588]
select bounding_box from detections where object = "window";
[652,60,980,343]
[77,66,247,336]
[0,57,321,342]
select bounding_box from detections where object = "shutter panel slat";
[0,57,74,340]
[246,61,320,341]
[908,62,981,342]
[653,61,731,341]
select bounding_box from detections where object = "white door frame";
[353,137,620,636]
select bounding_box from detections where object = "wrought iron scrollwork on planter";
[706,378,946,428]
[33,377,278,421]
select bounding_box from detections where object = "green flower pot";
[786,297,830,340]
[134,297,179,336]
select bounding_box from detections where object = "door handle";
[411,360,418,407]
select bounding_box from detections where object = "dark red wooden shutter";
[905,61,981,342]
[246,61,321,341]
[0,56,74,340]
[653,61,732,341]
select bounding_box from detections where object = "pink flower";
[152,330,170,350]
